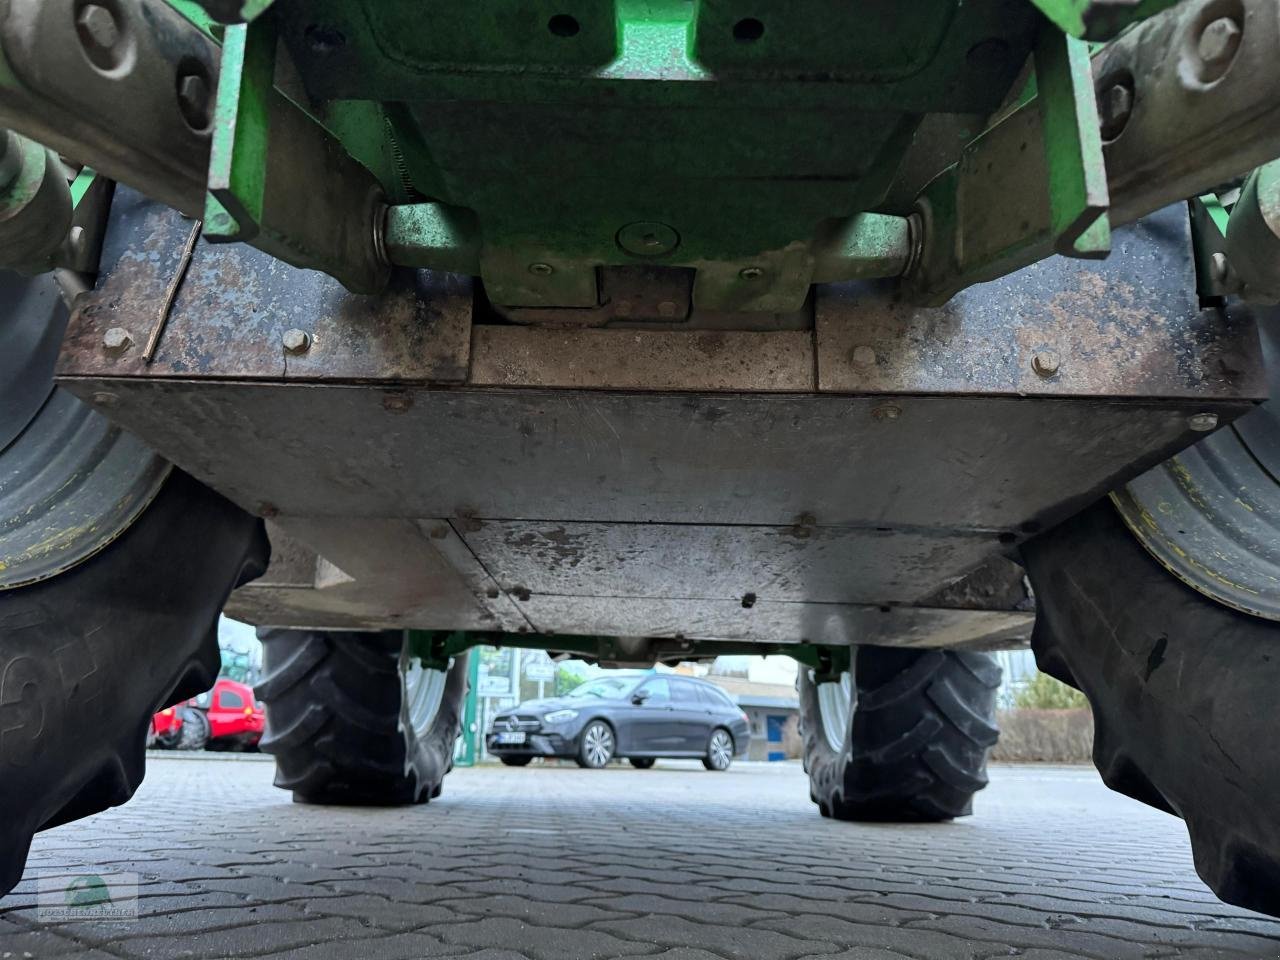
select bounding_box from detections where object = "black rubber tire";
[255,630,469,805]
[0,469,268,896]
[500,756,533,767]
[175,707,210,751]
[152,724,181,750]
[1022,499,1280,917]
[628,757,655,769]
[799,646,1001,822]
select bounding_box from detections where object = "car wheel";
[702,729,734,771]
[628,758,656,769]
[577,720,615,769]
[256,630,469,804]
[500,756,533,767]
[175,708,210,751]
[799,646,1000,821]
[1022,499,1280,917]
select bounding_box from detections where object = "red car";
[149,678,265,751]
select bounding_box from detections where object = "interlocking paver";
[595,915,839,960]
[434,916,657,960]
[1,758,1277,960]
[435,894,633,927]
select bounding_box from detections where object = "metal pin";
[144,219,202,363]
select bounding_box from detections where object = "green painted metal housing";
[266,0,1042,309]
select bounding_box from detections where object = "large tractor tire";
[800,646,1001,822]
[1021,316,1280,917]
[256,630,469,805]
[175,707,211,751]
[0,470,267,894]
[1022,501,1280,917]
[1,273,269,896]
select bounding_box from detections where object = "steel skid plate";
[56,194,1267,645]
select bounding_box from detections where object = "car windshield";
[564,676,641,700]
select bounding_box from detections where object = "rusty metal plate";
[59,191,471,383]
[53,379,1257,536]
[519,594,1032,648]
[226,516,530,632]
[460,521,997,605]
[471,327,814,392]
[816,208,1266,399]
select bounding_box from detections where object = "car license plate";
[494,732,526,745]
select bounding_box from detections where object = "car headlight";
[543,709,578,724]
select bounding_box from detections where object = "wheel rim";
[710,731,732,769]
[583,722,613,767]
[816,671,853,753]
[403,657,448,738]
[1,276,171,591]
[1113,321,1280,621]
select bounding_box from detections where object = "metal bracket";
[907,0,1280,304]
[1025,0,1181,41]
[1035,23,1111,259]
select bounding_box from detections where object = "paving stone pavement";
[3,757,1279,960]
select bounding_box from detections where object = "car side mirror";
[631,691,649,705]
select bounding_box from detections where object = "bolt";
[1096,82,1133,141]
[852,345,876,367]
[90,390,119,407]
[616,221,679,258]
[1189,412,1219,432]
[76,4,121,57]
[1211,251,1231,285]
[528,262,554,276]
[382,391,412,413]
[739,267,765,281]
[282,328,311,354]
[177,71,213,131]
[871,403,902,422]
[102,326,133,353]
[513,586,532,602]
[1198,17,1242,68]
[657,300,679,318]
[485,587,500,599]
[1032,351,1061,378]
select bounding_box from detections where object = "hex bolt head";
[1189,412,1219,432]
[528,262,554,276]
[1032,351,1061,378]
[1211,251,1231,285]
[1198,17,1242,68]
[1096,83,1134,141]
[871,403,902,422]
[739,267,765,281]
[177,71,213,131]
[616,221,679,258]
[282,328,311,354]
[102,326,133,353]
[76,4,121,55]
